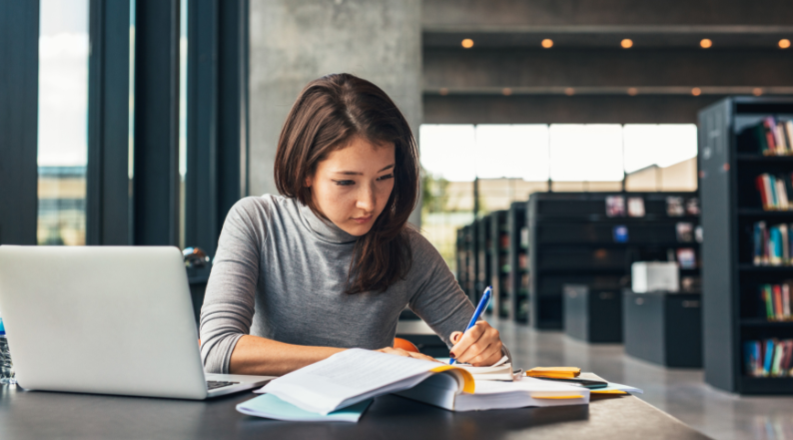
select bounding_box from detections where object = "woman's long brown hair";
[274,73,419,294]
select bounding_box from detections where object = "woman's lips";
[352,215,372,224]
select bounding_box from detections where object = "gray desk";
[0,384,710,439]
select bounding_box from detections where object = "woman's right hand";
[376,347,440,363]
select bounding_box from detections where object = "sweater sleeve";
[199,197,267,373]
[406,229,476,347]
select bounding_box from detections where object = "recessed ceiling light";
[700,39,712,49]
[691,87,702,96]
[621,39,633,49]
[541,39,553,49]
[780,39,791,49]
[461,39,474,49]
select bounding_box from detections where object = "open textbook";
[255,349,589,416]
[397,376,589,411]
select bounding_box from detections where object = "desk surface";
[0,384,710,440]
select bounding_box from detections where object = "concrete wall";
[248,0,422,225]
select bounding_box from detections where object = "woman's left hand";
[449,321,503,367]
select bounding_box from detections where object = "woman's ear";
[304,175,313,188]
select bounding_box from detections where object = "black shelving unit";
[508,202,529,323]
[699,96,793,394]
[455,228,465,290]
[528,192,701,330]
[476,214,492,308]
[456,224,476,301]
[490,210,511,319]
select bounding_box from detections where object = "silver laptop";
[0,245,273,400]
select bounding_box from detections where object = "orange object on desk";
[526,366,581,379]
[393,338,420,353]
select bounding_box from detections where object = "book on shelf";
[752,221,793,266]
[612,225,628,243]
[744,117,793,156]
[743,339,793,378]
[518,254,528,270]
[606,195,626,217]
[627,197,645,217]
[666,196,685,217]
[759,283,793,321]
[676,222,694,242]
[756,173,793,211]
[676,248,696,269]
[685,197,701,216]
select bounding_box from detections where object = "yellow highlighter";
[526,367,581,379]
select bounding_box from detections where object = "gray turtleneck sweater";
[199,195,475,374]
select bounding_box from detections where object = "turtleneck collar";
[297,200,358,244]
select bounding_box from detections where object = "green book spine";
[772,343,784,376]
[765,285,775,319]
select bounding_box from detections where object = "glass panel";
[419,124,477,270]
[474,124,549,181]
[623,124,698,191]
[37,0,90,245]
[549,124,624,183]
[420,124,476,182]
[178,0,188,249]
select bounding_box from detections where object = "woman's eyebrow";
[334,164,394,175]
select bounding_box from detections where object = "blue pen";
[450,286,492,365]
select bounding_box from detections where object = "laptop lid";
[0,246,209,399]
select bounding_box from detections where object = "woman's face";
[306,136,396,237]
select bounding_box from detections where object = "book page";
[258,349,444,414]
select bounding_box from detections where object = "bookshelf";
[455,228,464,290]
[490,210,511,319]
[528,192,701,330]
[699,97,793,394]
[508,202,530,323]
[456,224,476,301]
[476,214,492,310]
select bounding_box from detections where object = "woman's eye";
[333,180,355,186]
[377,174,394,182]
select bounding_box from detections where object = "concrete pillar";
[249,0,422,225]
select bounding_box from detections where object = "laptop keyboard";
[207,380,239,390]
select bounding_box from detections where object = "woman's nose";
[356,182,376,211]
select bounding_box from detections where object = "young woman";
[200,73,504,376]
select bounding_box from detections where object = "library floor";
[493,319,793,440]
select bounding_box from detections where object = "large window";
[420,123,698,271]
[37,0,90,245]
